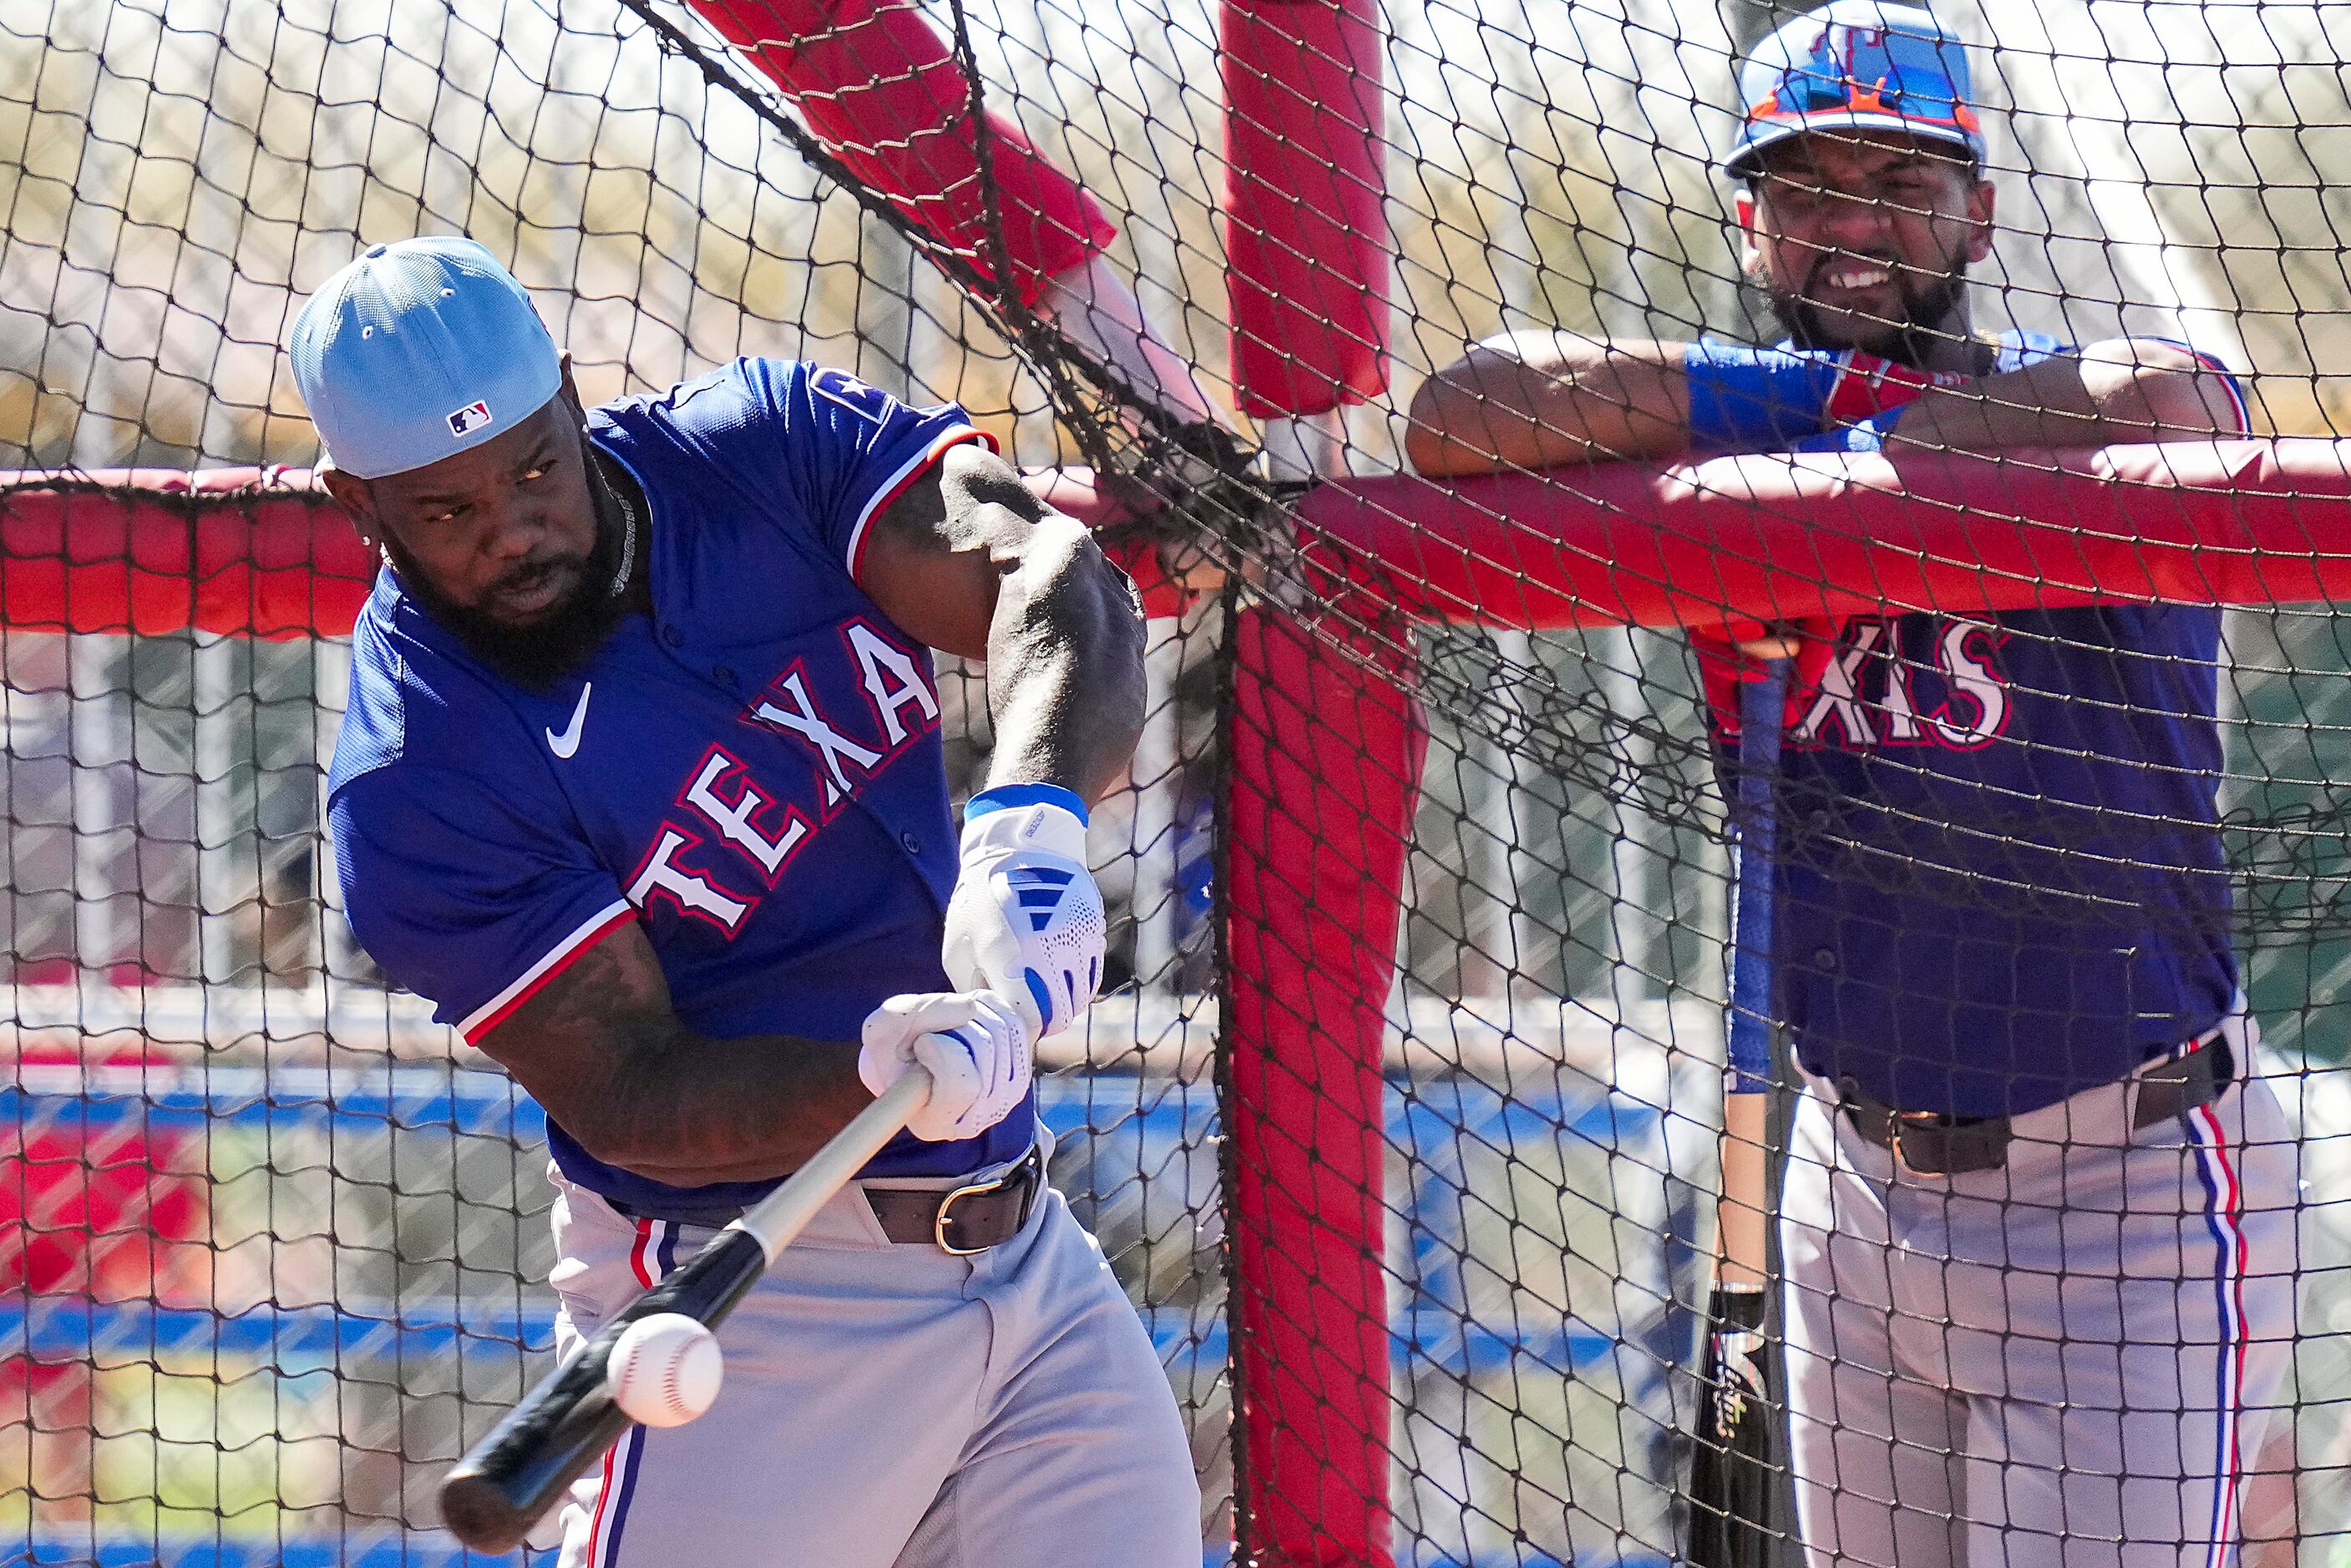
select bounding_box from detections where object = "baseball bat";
[438,1066,935,1554]
[1687,650,1788,1568]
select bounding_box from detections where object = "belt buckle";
[1890,1110,1953,1181]
[932,1148,1036,1256]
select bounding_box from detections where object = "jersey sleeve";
[752,360,994,579]
[2137,338,2252,433]
[329,762,636,1044]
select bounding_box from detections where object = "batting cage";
[4,1,2351,1565]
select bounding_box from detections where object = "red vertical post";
[1220,0,1391,417]
[1219,4,1404,1561]
[1225,608,1420,1568]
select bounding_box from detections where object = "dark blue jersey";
[327,357,1031,1213]
[1735,333,2244,1115]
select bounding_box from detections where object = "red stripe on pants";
[1226,606,1423,1568]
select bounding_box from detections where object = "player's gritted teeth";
[1793,253,1942,341]
[1811,256,1898,302]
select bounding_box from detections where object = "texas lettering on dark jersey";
[1790,615,2010,751]
[625,619,942,935]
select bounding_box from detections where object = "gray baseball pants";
[543,1136,1203,1568]
[1781,1015,2299,1568]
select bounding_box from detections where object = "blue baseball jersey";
[1736,332,2244,1116]
[327,357,1031,1216]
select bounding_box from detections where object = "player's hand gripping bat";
[437,1064,937,1554]
[1687,646,1789,1568]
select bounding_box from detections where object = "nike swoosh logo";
[546,682,592,759]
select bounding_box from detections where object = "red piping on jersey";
[844,427,998,584]
[459,901,639,1044]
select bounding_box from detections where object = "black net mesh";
[3,2,2351,1566]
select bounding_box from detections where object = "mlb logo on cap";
[448,401,493,438]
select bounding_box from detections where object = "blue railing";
[1,1067,1674,1568]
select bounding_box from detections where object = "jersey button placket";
[900,831,922,855]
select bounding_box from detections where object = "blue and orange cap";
[1725,2,1986,182]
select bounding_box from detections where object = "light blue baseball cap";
[1725,2,1985,181]
[289,236,563,479]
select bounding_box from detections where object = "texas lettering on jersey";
[1789,615,2012,751]
[626,620,942,935]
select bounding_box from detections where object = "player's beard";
[1761,245,1972,369]
[388,448,639,694]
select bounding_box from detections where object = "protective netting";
[4,2,2351,1566]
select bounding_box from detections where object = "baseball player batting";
[1409,7,2294,1568]
[289,236,1199,1566]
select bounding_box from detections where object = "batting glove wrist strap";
[964,781,1089,827]
[942,796,1105,1039]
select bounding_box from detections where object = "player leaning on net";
[1409,8,2292,1568]
[287,237,1199,1568]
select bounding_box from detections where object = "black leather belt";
[610,1144,1046,1253]
[1837,1034,2235,1177]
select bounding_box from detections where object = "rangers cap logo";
[447,400,492,438]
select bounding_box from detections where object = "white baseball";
[605,1313,723,1428]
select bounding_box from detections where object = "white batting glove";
[857,991,1031,1143]
[940,787,1106,1039]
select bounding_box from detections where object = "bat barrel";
[441,1384,634,1554]
[437,1229,770,1552]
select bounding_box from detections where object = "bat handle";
[734,1065,933,1262]
[1726,654,1787,1096]
[1718,653,1789,1291]
[436,1064,936,1553]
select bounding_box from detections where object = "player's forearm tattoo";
[481,929,871,1185]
